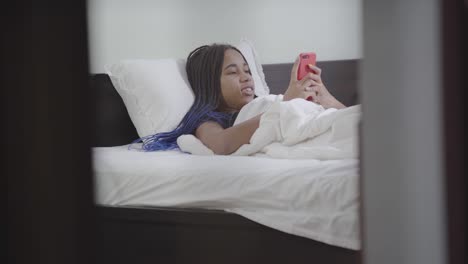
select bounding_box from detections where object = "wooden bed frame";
[92,59,361,264]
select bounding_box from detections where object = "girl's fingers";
[306,87,321,100]
[291,56,301,80]
[305,90,321,103]
[302,72,322,83]
[302,79,314,89]
[304,91,316,101]
[310,80,321,88]
[301,78,321,88]
[308,64,322,75]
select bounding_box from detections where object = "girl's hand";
[283,56,316,101]
[283,57,346,109]
[304,64,346,109]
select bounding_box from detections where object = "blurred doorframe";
[360,0,465,263]
[441,0,466,264]
[5,1,95,264]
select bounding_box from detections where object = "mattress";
[93,144,360,250]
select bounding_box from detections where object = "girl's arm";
[195,114,262,155]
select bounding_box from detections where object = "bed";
[92,59,361,264]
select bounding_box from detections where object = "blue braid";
[128,101,237,151]
[129,43,245,152]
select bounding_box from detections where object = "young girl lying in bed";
[133,43,346,155]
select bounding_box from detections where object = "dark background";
[4,2,95,264]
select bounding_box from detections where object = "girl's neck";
[216,104,238,114]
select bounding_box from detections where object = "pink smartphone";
[297,52,317,80]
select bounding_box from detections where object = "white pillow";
[106,59,194,138]
[236,38,270,96]
[106,39,269,138]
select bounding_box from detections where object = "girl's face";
[219,49,255,112]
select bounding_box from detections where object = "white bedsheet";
[93,145,360,250]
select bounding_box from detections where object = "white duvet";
[177,95,361,159]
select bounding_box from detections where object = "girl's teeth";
[242,88,253,95]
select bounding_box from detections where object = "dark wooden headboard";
[91,59,360,147]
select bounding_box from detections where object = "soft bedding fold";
[178,95,361,159]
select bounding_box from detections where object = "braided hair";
[130,44,246,151]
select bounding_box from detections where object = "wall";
[87,0,362,73]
